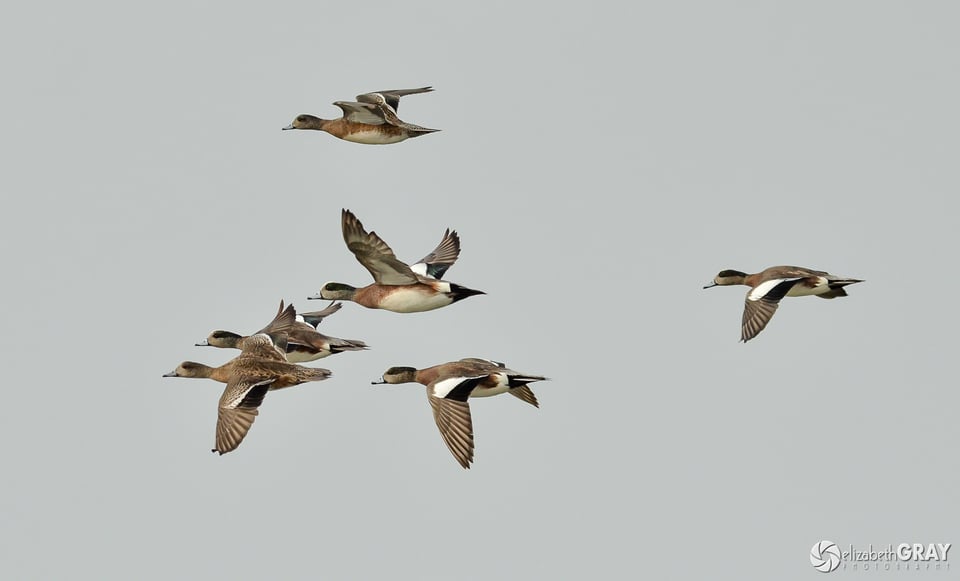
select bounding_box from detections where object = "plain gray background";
[1,1,956,579]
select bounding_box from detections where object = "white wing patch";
[748,278,797,301]
[431,375,483,399]
[410,262,428,277]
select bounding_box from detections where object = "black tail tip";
[450,284,486,302]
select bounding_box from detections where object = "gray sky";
[1,1,957,579]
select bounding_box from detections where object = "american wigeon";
[282,87,439,144]
[309,209,485,313]
[704,265,864,342]
[198,300,368,362]
[165,326,332,455]
[196,300,293,352]
[373,358,547,469]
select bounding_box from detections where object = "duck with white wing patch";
[704,265,863,342]
[373,358,547,469]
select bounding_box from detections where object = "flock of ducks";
[164,86,864,468]
[164,196,543,467]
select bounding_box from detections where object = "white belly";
[343,131,409,145]
[378,290,452,313]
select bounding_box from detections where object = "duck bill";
[162,370,179,378]
[282,124,295,130]
[195,339,210,346]
[307,292,324,300]
[702,282,717,289]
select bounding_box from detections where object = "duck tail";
[449,283,486,303]
[819,278,863,299]
[305,368,333,382]
[329,337,369,353]
[507,375,548,388]
[407,126,441,136]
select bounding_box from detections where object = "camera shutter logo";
[811,541,842,573]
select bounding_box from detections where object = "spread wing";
[410,229,461,280]
[332,101,387,125]
[741,278,802,342]
[298,302,343,328]
[427,376,485,469]
[255,301,297,352]
[427,394,474,469]
[213,377,275,454]
[356,86,433,111]
[341,209,419,285]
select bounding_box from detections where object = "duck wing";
[213,377,275,454]
[458,357,505,368]
[238,333,289,362]
[255,301,298,353]
[411,229,461,280]
[741,278,803,342]
[427,375,487,469]
[332,100,386,125]
[427,396,474,469]
[341,209,419,285]
[298,302,343,328]
[372,102,437,131]
[356,86,433,112]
